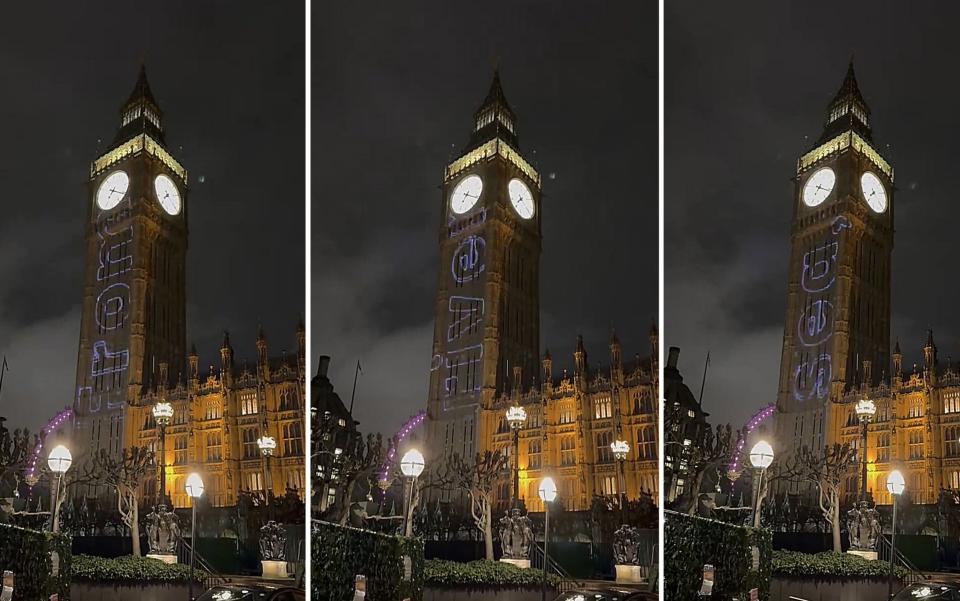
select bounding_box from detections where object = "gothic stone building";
[424,71,658,512]
[830,333,960,506]
[128,329,306,509]
[71,66,305,508]
[487,332,659,512]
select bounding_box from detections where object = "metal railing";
[177,536,231,590]
[529,542,583,593]
[877,534,929,586]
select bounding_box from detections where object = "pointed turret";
[892,339,902,382]
[115,64,166,145]
[574,334,587,378]
[466,69,519,151]
[818,59,872,144]
[542,350,553,387]
[188,343,199,391]
[924,329,937,372]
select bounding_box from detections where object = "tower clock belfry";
[774,61,894,463]
[425,70,542,466]
[73,66,188,462]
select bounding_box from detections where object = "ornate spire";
[466,69,519,151]
[818,58,871,144]
[115,63,165,145]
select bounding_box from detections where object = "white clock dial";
[450,174,483,214]
[96,170,130,210]
[802,167,836,208]
[154,174,182,215]
[508,178,535,219]
[860,172,887,213]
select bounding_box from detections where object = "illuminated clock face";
[860,172,887,213]
[96,170,130,210]
[450,175,483,214]
[508,178,535,219]
[802,167,836,208]
[154,174,182,215]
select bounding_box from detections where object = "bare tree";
[436,451,508,560]
[0,421,33,504]
[85,447,154,556]
[323,432,383,526]
[670,424,738,515]
[782,443,855,552]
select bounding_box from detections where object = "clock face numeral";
[802,167,835,208]
[860,171,887,213]
[450,175,483,215]
[96,170,130,210]
[154,174,182,215]
[508,178,535,219]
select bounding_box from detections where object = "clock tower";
[774,62,894,461]
[425,71,542,466]
[73,66,188,462]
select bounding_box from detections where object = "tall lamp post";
[257,435,278,519]
[47,444,72,533]
[153,402,173,505]
[611,439,630,522]
[506,406,527,509]
[855,399,877,501]
[400,449,425,537]
[887,469,905,599]
[538,477,557,601]
[185,473,204,601]
[749,440,774,529]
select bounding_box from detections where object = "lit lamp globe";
[506,406,527,430]
[610,439,630,461]
[538,477,558,503]
[47,445,73,474]
[185,472,205,499]
[855,399,877,421]
[257,435,277,457]
[400,449,425,478]
[153,401,174,425]
[886,470,905,496]
[749,440,774,470]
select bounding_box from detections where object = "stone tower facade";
[73,66,189,464]
[774,62,895,483]
[425,71,542,466]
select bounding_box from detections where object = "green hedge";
[72,555,203,583]
[772,550,908,579]
[665,510,771,601]
[423,559,561,588]
[0,523,71,601]
[312,520,424,601]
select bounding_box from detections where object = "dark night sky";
[0,1,304,433]
[666,1,960,429]
[313,0,658,437]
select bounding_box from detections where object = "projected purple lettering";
[447,296,484,342]
[451,236,485,284]
[791,216,848,402]
[81,198,134,414]
[798,300,833,346]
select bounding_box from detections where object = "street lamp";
[749,440,774,529]
[153,401,174,505]
[506,405,527,509]
[257,435,277,519]
[855,399,877,501]
[47,444,72,533]
[611,439,630,522]
[887,469,905,599]
[185,472,204,601]
[538,477,557,601]
[400,449,425,537]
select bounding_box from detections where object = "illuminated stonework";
[797,131,892,181]
[91,133,188,182]
[445,137,540,187]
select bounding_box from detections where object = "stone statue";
[259,520,287,561]
[498,508,534,560]
[847,501,880,551]
[613,524,642,565]
[146,504,180,555]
